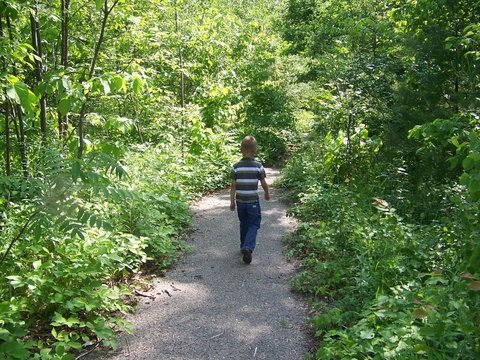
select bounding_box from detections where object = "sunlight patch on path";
[87,168,307,360]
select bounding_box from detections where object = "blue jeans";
[236,201,261,252]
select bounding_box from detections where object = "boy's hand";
[260,178,270,201]
[230,181,236,211]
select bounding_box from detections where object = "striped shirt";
[231,157,266,203]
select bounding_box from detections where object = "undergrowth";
[280,134,480,359]
[0,140,235,359]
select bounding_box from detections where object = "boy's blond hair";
[241,136,257,156]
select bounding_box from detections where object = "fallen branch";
[171,283,181,291]
[134,289,155,299]
[207,332,224,340]
[74,341,100,360]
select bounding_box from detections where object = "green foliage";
[228,28,299,164]
[282,162,479,358]
[0,134,236,357]
[0,152,133,357]
[279,125,382,193]
[317,275,480,359]
[0,223,140,357]
[1,3,283,357]
[5,76,39,116]
[279,0,480,357]
[286,186,427,302]
[455,128,480,202]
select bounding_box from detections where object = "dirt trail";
[88,168,308,360]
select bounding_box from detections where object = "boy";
[230,136,270,264]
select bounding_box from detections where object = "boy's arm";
[230,180,236,211]
[260,178,270,201]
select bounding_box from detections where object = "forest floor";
[86,168,309,360]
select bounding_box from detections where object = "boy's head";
[241,136,257,157]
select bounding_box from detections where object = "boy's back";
[231,157,265,203]
[230,136,270,264]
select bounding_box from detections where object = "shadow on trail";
[89,170,306,360]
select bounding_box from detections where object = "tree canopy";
[0,1,293,357]
[0,0,479,358]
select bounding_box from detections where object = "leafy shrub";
[280,126,480,358]
[317,274,480,359]
[0,227,142,358]
[0,137,235,358]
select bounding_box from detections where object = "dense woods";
[279,0,480,359]
[0,1,293,358]
[0,0,479,358]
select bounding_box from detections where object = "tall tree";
[0,11,10,176]
[174,0,186,156]
[30,0,47,144]
[5,5,28,177]
[77,0,119,158]
[59,0,70,139]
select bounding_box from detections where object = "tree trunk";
[175,10,186,109]
[4,101,11,177]
[78,0,119,159]
[6,13,28,177]
[0,14,10,176]
[175,3,186,158]
[59,0,70,139]
[30,2,47,144]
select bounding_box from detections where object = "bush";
[280,128,480,358]
[0,136,235,358]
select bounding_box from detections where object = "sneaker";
[241,249,252,264]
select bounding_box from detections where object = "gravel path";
[88,168,308,360]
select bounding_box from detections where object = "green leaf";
[6,79,38,114]
[89,214,97,227]
[55,344,66,356]
[51,312,68,327]
[54,293,63,303]
[6,275,24,288]
[58,97,71,115]
[470,178,480,195]
[419,326,438,337]
[132,76,143,94]
[89,318,115,340]
[95,0,104,10]
[66,316,80,327]
[463,156,475,171]
[33,222,42,241]
[72,161,81,183]
[359,329,375,339]
[69,341,83,350]
[110,75,127,93]
[0,340,29,359]
[459,172,470,186]
[100,78,111,95]
[40,348,52,357]
[32,260,42,270]
[0,328,12,341]
[61,76,72,93]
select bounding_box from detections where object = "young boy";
[230,136,270,264]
